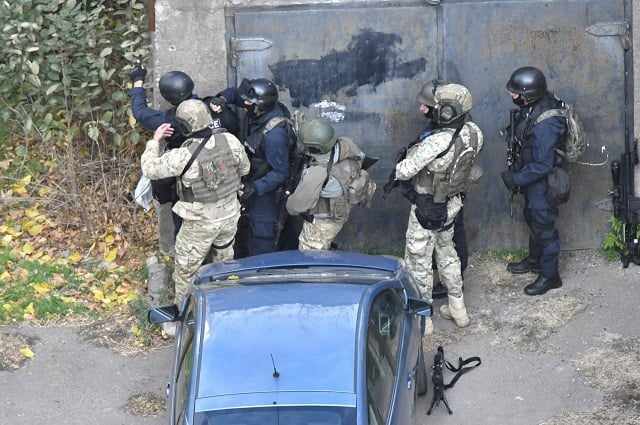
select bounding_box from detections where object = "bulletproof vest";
[243,115,294,182]
[514,94,564,168]
[177,134,241,203]
[417,123,481,203]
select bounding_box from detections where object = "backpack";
[535,96,585,163]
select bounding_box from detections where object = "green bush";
[0,0,150,235]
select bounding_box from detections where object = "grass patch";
[0,247,89,323]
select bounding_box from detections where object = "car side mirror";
[148,304,180,324]
[407,297,432,317]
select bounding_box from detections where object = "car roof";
[193,251,403,411]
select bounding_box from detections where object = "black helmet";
[238,78,278,110]
[159,71,194,106]
[416,80,440,107]
[506,66,547,104]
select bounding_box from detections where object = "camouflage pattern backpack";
[535,96,585,162]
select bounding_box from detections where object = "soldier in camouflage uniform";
[396,81,483,334]
[141,99,250,308]
[286,119,376,250]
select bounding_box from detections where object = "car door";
[365,288,412,425]
[169,296,197,425]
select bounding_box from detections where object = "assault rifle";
[610,136,640,267]
[503,109,521,221]
[426,346,481,416]
[382,136,420,199]
[273,150,309,251]
[427,346,452,415]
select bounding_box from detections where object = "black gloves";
[129,62,147,83]
[240,183,257,203]
[500,170,517,191]
[209,96,227,108]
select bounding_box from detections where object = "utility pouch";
[545,166,571,206]
[414,193,448,230]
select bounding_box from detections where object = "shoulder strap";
[180,133,219,177]
[535,108,569,124]
[435,122,466,159]
[443,355,482,389]
[322,143,338,188]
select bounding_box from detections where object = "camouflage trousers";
[404,197,464,300]
[173,211,240,305]
[299,216,346,250]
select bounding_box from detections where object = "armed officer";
[500,66,567,296]
[209,78,301,257]
[141,99,250,310]
[396,81,483,334]
[286,119,376,250]
[128,64,239,255]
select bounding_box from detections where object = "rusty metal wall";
[224,0,630,252]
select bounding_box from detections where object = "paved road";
[1,250,639,425]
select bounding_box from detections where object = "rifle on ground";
[503,109,521,221]
[610,136,640,267]
[427,346,452,415]
[426,345,481,416]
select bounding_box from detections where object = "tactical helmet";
[433,83,473,123]
[238,78,278,110]
[175,99,212,134]
[299,119,337,155]
[159,71,194,106]
[506,66,547,104]
[416,80,440,107]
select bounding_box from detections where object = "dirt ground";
[1,249,639,425]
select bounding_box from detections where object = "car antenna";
[270,353,280,378]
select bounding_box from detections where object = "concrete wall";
[149,0,640,248]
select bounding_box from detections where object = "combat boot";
[439,294,470,328]
[507,257,541,274]
[524,274,562,296]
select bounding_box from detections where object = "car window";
[174,298,196,425]
[366,290,404,424]
[195,406,355,425]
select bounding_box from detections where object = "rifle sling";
[322,143,338,188]
[180,129,216,177]
[443,355,481,389]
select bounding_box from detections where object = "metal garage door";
[226,0,630,253]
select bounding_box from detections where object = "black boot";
[432,281,447,299]
[524,274,562,296]
[507,257,541,274]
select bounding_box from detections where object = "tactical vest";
[514,94,565,169]
[416,123,482,203]
[243,114,296,183]
[177,134,241,203]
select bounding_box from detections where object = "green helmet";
[175,99,212,134]
[299,119,337,155]
[433,83,473,123]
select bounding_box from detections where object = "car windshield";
[199,266,395,285]
[194,406,356,425]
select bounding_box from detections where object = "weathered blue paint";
[226,0,629,252]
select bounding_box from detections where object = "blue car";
[148,250,432,425]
